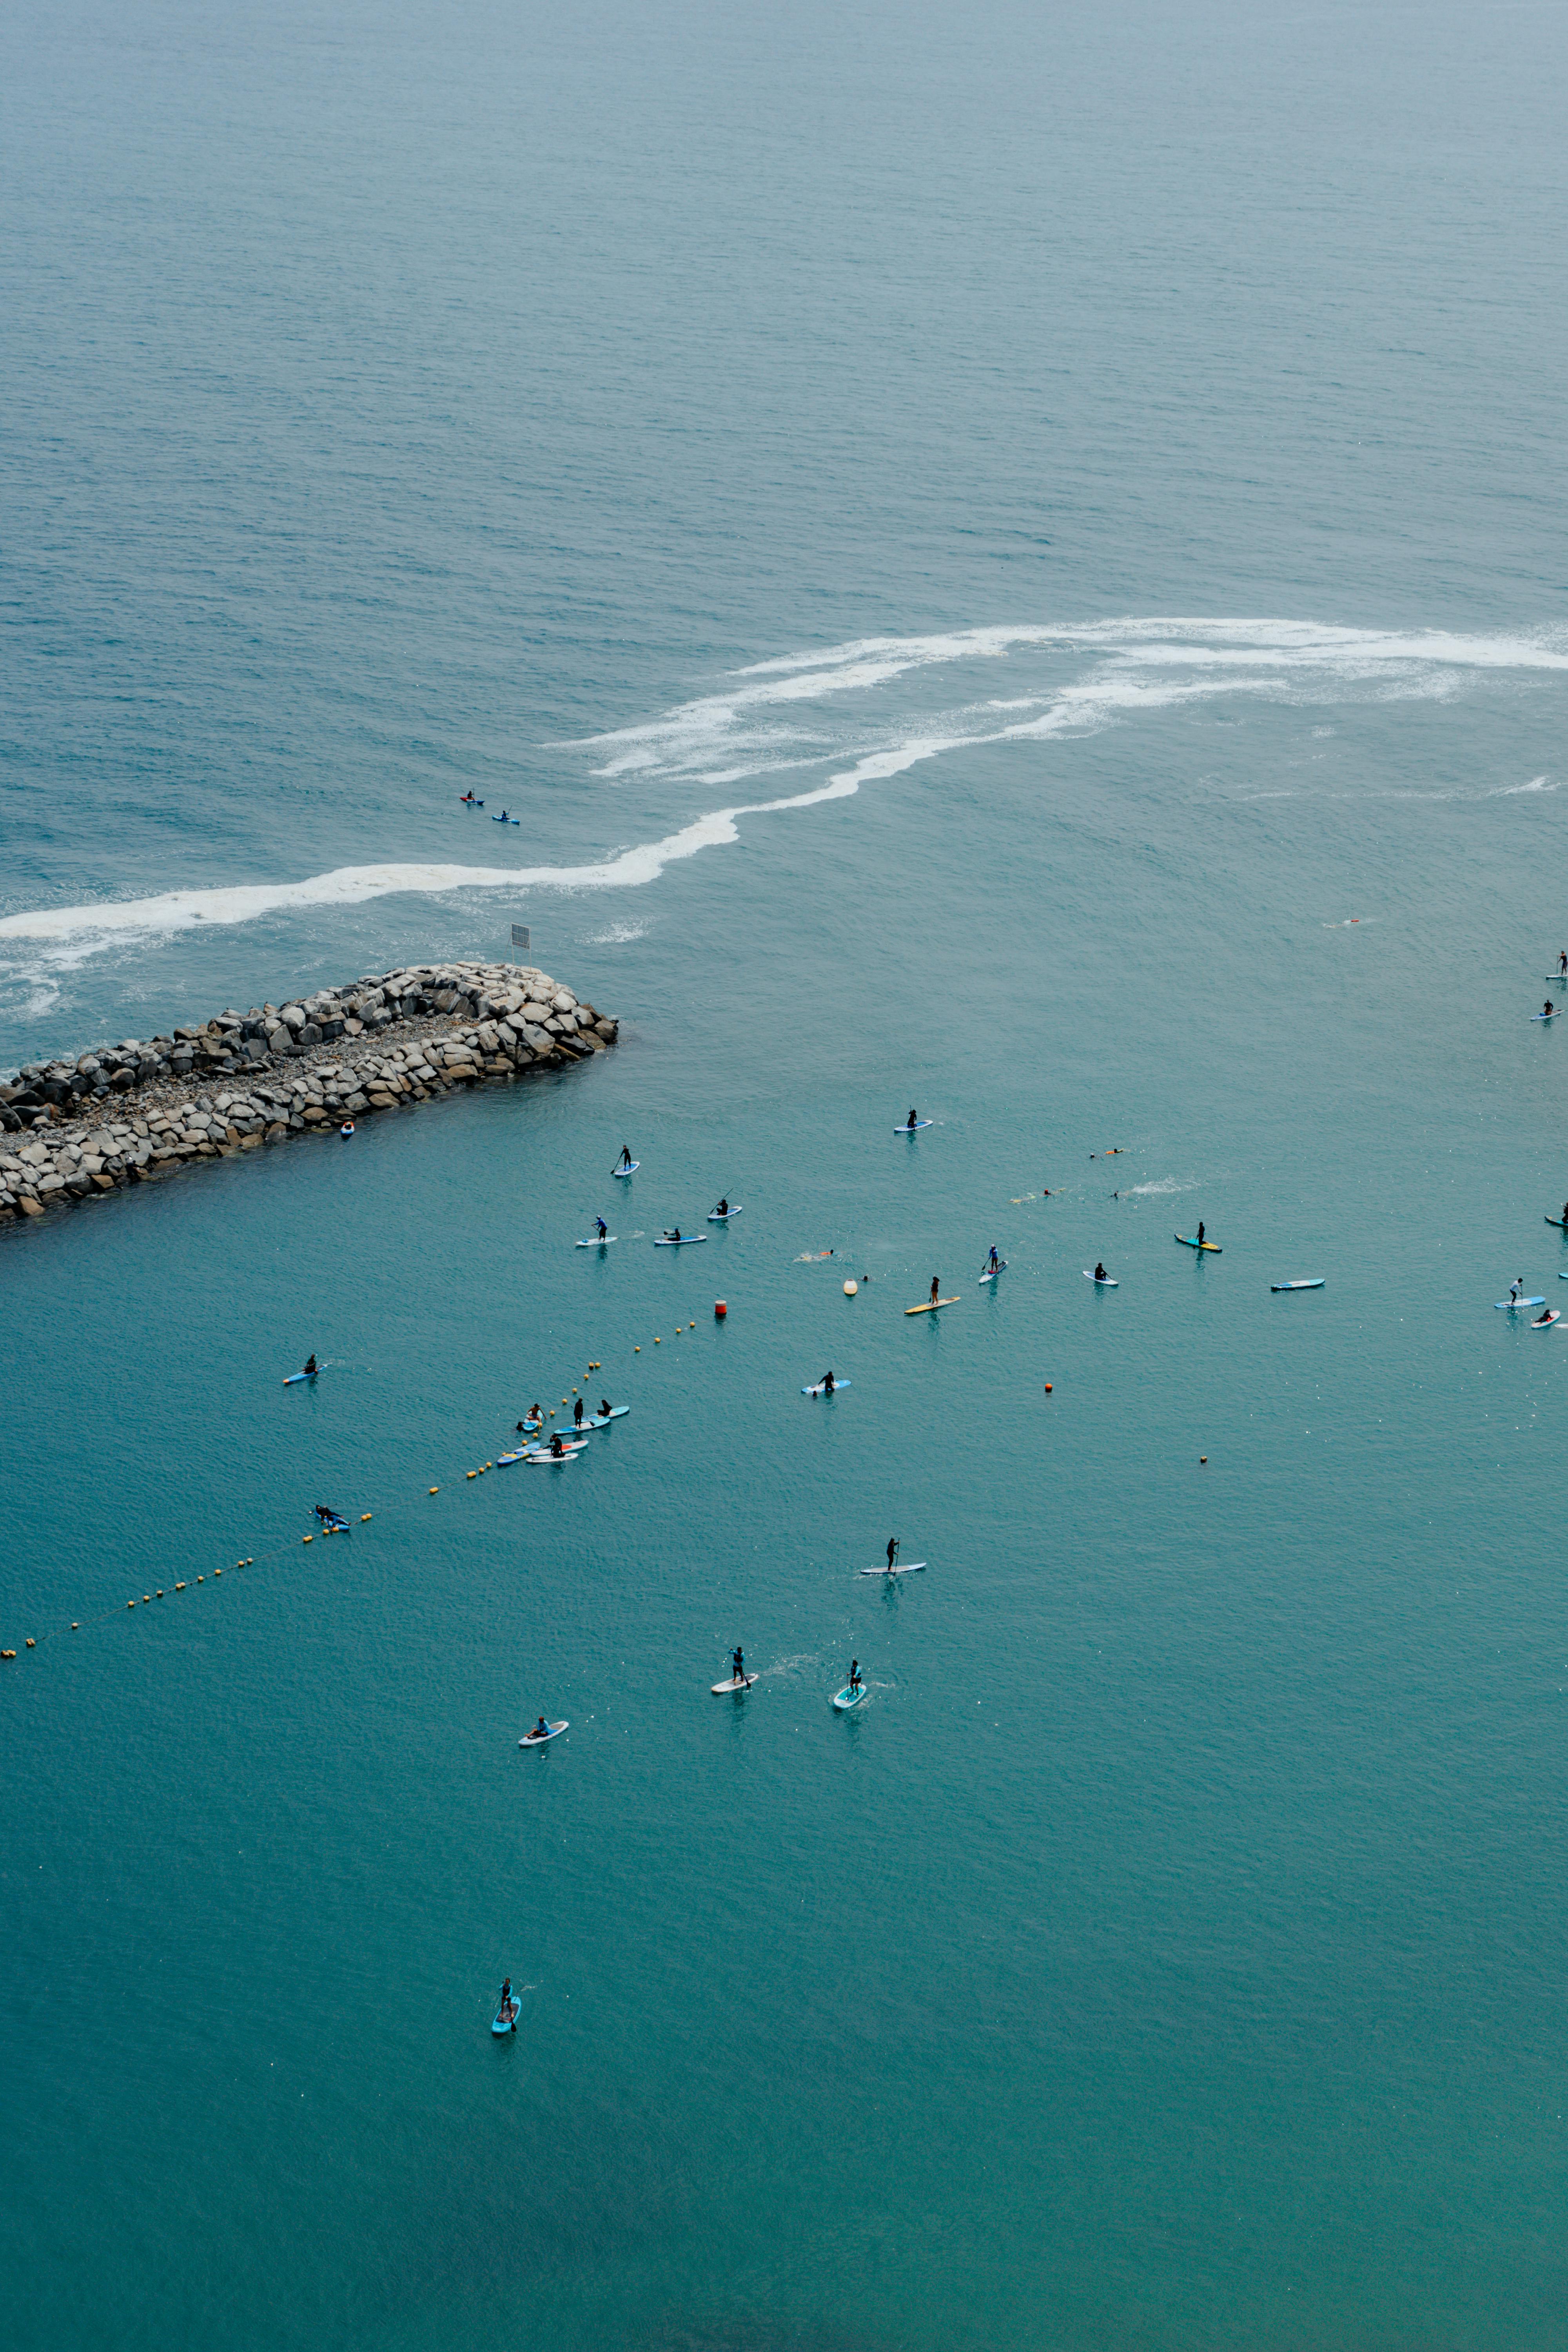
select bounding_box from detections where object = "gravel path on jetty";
[0,959,616,1227]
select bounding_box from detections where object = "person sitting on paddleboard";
[715,1198,729,1217]
[887,1537,899,1571]
[1094,1263,1107,1282]
[599,1399,612,1419]
[733,1646,745,1684]
[595,1217,607,1239]
[303,1354,317,1376]
[530,1719,548,1741]
[849,1659,862,1693]
[667,1227,681,1243]
[1546,1003,1556,1019]
[618,1145,633,1168]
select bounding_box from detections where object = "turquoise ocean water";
[6,4,1568,2346]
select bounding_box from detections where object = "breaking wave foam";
[7,616,1566,968]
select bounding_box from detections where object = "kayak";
[582,1405,630,1428]
[1175,1235,1222,1252]
[519,1721,568,1746]
[283,1370,320,1385]
[1535,1311,1561,1327]
[802,1378,851,1396]
[1083,1270,1117,1286]
[906,1298,959,1314]
[978,1261,1007,1283]
[858,1561,927,1576]
[492,1988,520,2034]
[707,1207,742,1220]
[1495,1296,1545,1309]
[896,1121,932,1134]
[655,1233,706,1245]
[711,1673,758,1693]
[575,1234,617,1247]
[1271,1279,1325,1292]
[833,1684,868,1710]
[492,814,519,825]
[612,1161,639,1176]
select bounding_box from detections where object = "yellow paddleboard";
[906,1297,960,1314]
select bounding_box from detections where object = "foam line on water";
[7,616,1567,965]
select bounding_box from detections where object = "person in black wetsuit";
[715,1198,729,1217]
[886,1537,899,1572]
[820,1370,835,1395]
[929,1276,941,1305]
[595,1217,607,1240]
[732,1646,746,1686]
[303,1354,318,1376]
[548,1434,567,1457]
[1196,1222,1205,1246]
[618,1145,633,1169]
[1094,1263,1107,1282]
[599,1399,612,1420]
[906,1109,919,1130]
[573,1397,584,1428]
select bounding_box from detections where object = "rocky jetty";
[0,959,616,1226]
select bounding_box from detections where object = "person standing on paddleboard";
[886,1537,899,1572]
[732,1646,745,1686]
[929,1276,941,1305]
[1196,1221,1205,1246]
[986,1245,1000,1274]
[618,1145,633,1169]
[1511,1276,1525,1304]
[849,1660,862,1694]
[573,1397,584,1428]
[595,1216,607,1240]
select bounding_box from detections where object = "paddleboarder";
[732,1645,745,1686]
[617,1145,634,1169]
[595,1216,608,1240]
[573,1397,584,1428]
[886,1537,899,1572]
[1196,1221,1205,1246]
[906,1109,919,1131]
[929,1276,941,1305]
[1094,1263,1108,1283]
[986,1245,1000,1274]
[715,1197,729,1217]
[849,1659,862,1695]
[302,1354,317,1377]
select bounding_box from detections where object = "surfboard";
[283,1370,319,1385]
[906,1298,958,1314]
[612,1161,639,1176]
[655,1232,706,1245]
[1175,1235,1222,1252]
[802,1378,851,1395]
[1271,1279,1325,1291]
[707,1207,742,1220]
[711,1674,758,1693]
[1495,1297,1546,1309]
[858,1562,927,1576]
[575,1234,616,1247]
[1534,1311,1561,1327]
[582,1405,629,1427]
[1083,1270,1117,1286]
[896,1121,932,1133]
[492,1989,520,2034]
[519,1721,568,1746]
[833,1685,868,1710]
[978,1260,1007,1283]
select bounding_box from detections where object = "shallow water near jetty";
[7,3,1568,2348]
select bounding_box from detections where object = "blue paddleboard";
[896,1120,932,1133]
[802,1378,851,1396]
[1496,1296,1545,1309]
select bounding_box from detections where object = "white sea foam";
[7,616,1567,964]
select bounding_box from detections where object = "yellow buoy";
[304,1534,313,1543]
[655,1336,661,1344]
[175,1583,186,1592]
[197,1576,203,1583]
[466,1471,476,1480]
[143,1595,151,1604]
[214,1569,221,1577]
[71,1622,79,1629]
[430,1487,439,1495]
[26,1637,35,1647]
[635,1345,640,1351]
[128,1600,135,1608]
[156,1590,163,1598]
[361,1514,372,1523]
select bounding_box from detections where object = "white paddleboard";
[1083,1270,1118,1286]
[1271,1279,1325,1291]
[1495,1296,1545,1309]
[710,1674,758,1693]
[1534,1311,1561,1327]
[524,1443,588,1461]
[802,1378,851,1396]
[1534,1011,1559,1022]
[896,1121,932,1133]
[575,1234,617,1247]
[978,1261,1007,1283]
[519,1721,568,1746]
[707,1207,742,1220]
[612,1161,639,1176]
[858,1562,927,1576]
[655,1233,706,1245]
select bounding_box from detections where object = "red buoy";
[714,1300,727,1318]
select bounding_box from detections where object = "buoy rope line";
[1,1323,712,1662]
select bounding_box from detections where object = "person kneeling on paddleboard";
[715,1198,729,1217]
[1094,1263,1107,1283]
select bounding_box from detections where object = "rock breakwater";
[0,959,616,1227]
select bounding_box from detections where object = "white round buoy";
[843,1280,858,1296]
